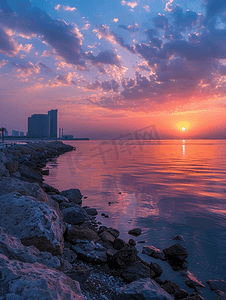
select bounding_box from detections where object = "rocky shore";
[0,141,225,300]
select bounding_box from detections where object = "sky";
[0,0,226,139]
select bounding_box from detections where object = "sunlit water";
[44,139,226,299]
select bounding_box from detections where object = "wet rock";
[128,228,142,237]
[113,238,127,250]
[154,277,164,285]
[163,243,188,262]
[110,245,138,269]
[128,239,136,246]
[179,271,205,288]
[0,193,65,256]
[0,227,60,269]
[72,240,107,264]
[66,225,99,243]
[62,206,89,225]
[162,282,180,294]
[172,235,185,241]
[114,278,174,300]
[42,169,49,175]
[0,177,48,202]
[84,207,98,216]
[5,160,18,173]
[60,188,83,205]
[41,183,60,194]
[207,280,226,293]
[18,164,43,182]
[107,228,120,238]
[174,289,188,299]
[150,262,163,278]
[0,253,84,300]
[121,261,151,283]
[51,194,70,203]
[142,245,166,261]
[100,231,115,243]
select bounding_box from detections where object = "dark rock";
[163,243,188,262]
[128,228,142,237]
[18,164,43,182]
[51,194,69,203]
[174,289,188,299]
[142,245,166,261]
[60,189,83,205]
[138,240,147,244]
[61,248,78,264]
[41,183,60,194]
[5,160,18,173]
[114,278,174,300]
[107,228,120,238]
[217,291,226,300]
[121,261,151,282]
[128,239,136,246]
[98,226,108,234]
[62,206,89,225]
[113,238,127,250]
[84,207,98,216]
[100,231,115,243]
[162,282,180,294]
[41,169,49,175]
[172,235,185,241]
[185,294,204,300]
[22,160,37,169]
[150,262,163,278]
[66,264,90,285]
[66,225,99,243]
[110,245,138,269]
[154,277,164,285]
[207,280,226,293]
[179,271,205,288]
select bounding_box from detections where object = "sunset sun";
[182,127,186,131]
[176,121,191,132]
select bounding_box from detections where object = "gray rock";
[110,245,138,269]
[0,253,84,300]
[0,177,49,202]
[72,240,107,263]
[207,280,226,293]
[0,151,7,164]
[128,228,142,237]
[100,231,115,243]
[0,227,60,269]
[142,245,166,261]
[62,206,89,225]
[18,164,43,182]
[0,162,9,177]
[107,228,120,238]
[60,188,83,205]
[51,194,70,203]
[0,193,65,255]
[115,278,174,300]
[66,225,99,244]
[179,271,205,288]
[84,207,98,216]
[61,248,78,264]
[121,261,151,282]
[163,243,188,262]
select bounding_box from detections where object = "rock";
[114,278,174,300]
[84,207,98,216]
[207,280,226,293]
[155,277,164,285]
[121,261,151,282]
[162,282,180,294]
[0,227,60,269]
[142,245,166,261]
[0,151,7,164]
[62,206,89,225]
[0,193,65,256]
[66,225,99,243]
[217,291,226,300]
[0,177,48,202]
[179,271,205,288]
[150,262,163,278]
[110,245,138,269]
[113,238,127,250]
[107,228,120,238]
[18,155,29,164]
[100,231,115,243]
[5,160,18,173]
[60,188,83,205]
[41,183,60,194]
[128,239,136,246]
[51,194,70,203]
[185,295,204,300]
[172,235,185,241]
[0,162,9,177]
[66,264,90,285]
[163,243,188,262]
[18,164,43,182]
[71,240,107,264]
[22,160,37,169]
[174,289,188,299]
[61,248,78,264]
[11,171,21,178]
[0,253,84,300]
[128,228,142,237]
[41,169,49,175]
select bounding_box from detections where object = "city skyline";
[0,0,226,139]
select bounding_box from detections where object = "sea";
[44,139,226,299]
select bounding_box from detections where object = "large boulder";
[163,243,188,262]
[0,193,65,255]
[110,245,138,269]
[0,228,60,269]
[62,206,89,225]
[60,189,83,205]
[18,164,43,182]
[0,177,48,203]
[114,278,174,300]
[5,160,18,173]
[0,162,9,177]
[66,225,99,243]
[121,261,151,283]
[0,151,7,164]
[128,228,142,237]
[142,245,166,261]
[0,254,84,300]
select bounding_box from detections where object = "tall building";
[27,114,50,138]
[48,109,57,138]
[12,130,19,136]
[20,131,24,136]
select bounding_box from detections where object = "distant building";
[5,130,8,137]
[62,134,73,139]
[28,114,50,138]
[48,109,57,138]
[20,131,24,136]
[12,130,19,136]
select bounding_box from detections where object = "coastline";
[0,141,224,299]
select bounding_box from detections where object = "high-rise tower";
[48,109,58,138]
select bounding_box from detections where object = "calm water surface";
[45,139,226,299]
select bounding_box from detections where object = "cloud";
[86,79,119,92]
[86,50,121,67]
[0,27,20,56]
[55,4,76,12]
[0,59,8,68]
[121,0,138,9]
[112,18,119,23]
[10,61,40,77]
[205,0,226,18]
[55,73,77,85]
[143,5,150,12]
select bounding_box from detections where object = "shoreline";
[0,141,224,299]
